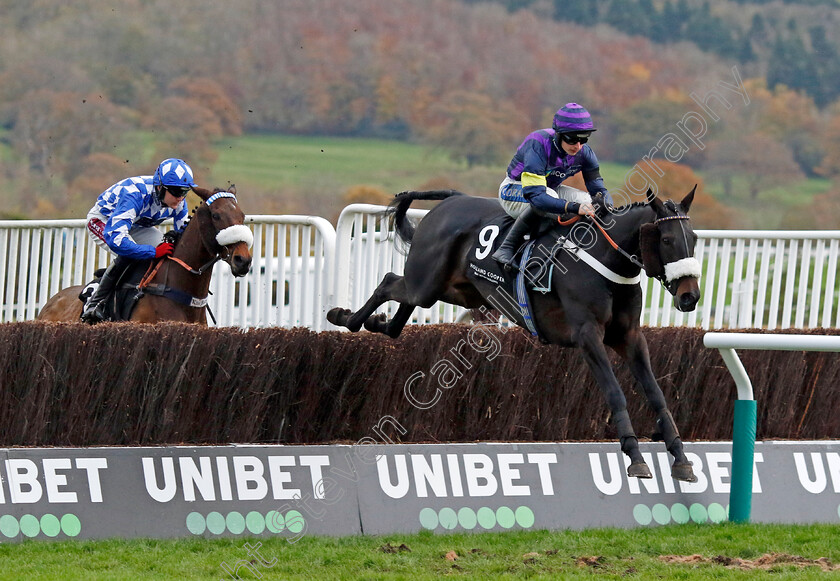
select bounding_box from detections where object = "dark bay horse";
[328,188,701,482]
[37,186,253,324]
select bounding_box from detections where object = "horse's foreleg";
[327,272,410,335]
[617,329,697,483]
[364,303,414,338]
[576,322,651,479]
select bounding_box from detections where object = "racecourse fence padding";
[1,322,839,447]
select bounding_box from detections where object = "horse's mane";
[612,201,648,212]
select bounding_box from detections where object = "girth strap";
[141,283,209,308]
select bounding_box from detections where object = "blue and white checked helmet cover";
[153,158,197,188]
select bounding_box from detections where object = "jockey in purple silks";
[492,102,614,269]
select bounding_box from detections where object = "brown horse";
[37,186,253,324]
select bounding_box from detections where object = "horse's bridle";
[138,191,254,315]
[651,201,701,295]
[169,191,254,275]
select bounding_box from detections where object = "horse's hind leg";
[576,322,652,479]
[616,329,697,482]
[327,272,413,336]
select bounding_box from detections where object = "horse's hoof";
[627,461,652,479]
[326,307,351,326]
[363,313,387,333]
[671,462,698,483]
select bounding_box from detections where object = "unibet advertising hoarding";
[1,441,839,541]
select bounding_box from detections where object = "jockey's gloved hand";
[163,229,182,245]
[154,242,175,258]
[591,192,611,210]
[578,203,596,217]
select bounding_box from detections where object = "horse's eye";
[211,213,221,221]
[662,237,673,246]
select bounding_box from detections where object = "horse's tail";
[388,189,465,243]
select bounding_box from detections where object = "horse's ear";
[680,184,697,213]
[640,223,665,279]
[229,184,236,196]
[647,190,666,217]
[192,186,212,202]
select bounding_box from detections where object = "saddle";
[466,213,577,339]
[78,262,150,322]
[466,214,574,293]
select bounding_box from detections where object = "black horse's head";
[639,186,701,312]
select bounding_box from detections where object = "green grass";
[205,136,833,228]
[1,524,839,580]
[210,134,490,193]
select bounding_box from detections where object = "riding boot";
[80,255,132,324]
[492,207,543,270]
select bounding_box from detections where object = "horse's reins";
[557,207,694,294]
[557,214,644,270]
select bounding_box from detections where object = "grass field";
[202,134,831,228]
[2,524,839,580]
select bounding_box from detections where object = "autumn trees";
[0,0,839,224]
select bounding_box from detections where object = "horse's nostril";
[679,292,699,311]
[232,255,252,273]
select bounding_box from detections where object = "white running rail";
[1,212,838,331]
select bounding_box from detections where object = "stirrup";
[80,302,107,324]
[492,250,519,271]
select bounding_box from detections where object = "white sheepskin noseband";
[216,224,253,248]
[664,257,702,283]
[206,191,254,248]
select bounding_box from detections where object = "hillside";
[481,0,840,106]
[0,0,838,227]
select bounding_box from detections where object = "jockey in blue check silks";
[492,103,614,269]
[80,158,195,324]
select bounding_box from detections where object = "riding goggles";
[559,132,591,144]
[167,186,191,198]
